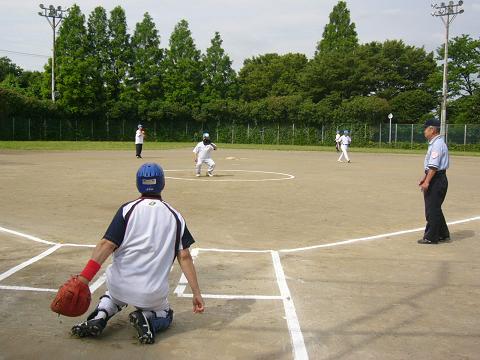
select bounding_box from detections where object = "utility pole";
[38,4,68,102]
[431,1,464,137]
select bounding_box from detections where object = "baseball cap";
[423,119,440,128]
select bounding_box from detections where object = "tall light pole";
[431,1,464,137]
[38,4,68,102]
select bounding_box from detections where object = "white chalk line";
[177,293,284,300]
[271,250,309,360]
[0,226,56,245]
[280,215,480,253]
[0,285,57,292]
[164,169,295,182]
[0,244,63,282]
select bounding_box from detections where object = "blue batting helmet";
[138,124,143,129]
[344,130,349,134]
[202,132,210,139]
[136,163,165,194]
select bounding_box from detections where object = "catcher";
[51,162,204,344]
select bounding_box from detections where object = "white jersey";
[335,134,341,143]
[135,129,144,144]
[339,135,351,145]
[103,195,195,309]
[193,141,216,160]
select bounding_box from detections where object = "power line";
[0,48,49,58]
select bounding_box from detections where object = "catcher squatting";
[51,163,205,344]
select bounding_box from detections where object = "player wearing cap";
[337,130,351,163]
[193,133,217,177]
[68,163,204,343]
[418,119,450,244]
[135,124,146,158]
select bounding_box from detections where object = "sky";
[1,0,479,72]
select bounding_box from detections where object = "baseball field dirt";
[0,147,479,359]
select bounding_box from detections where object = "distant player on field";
[335,130,341,152]
[193,133,217,177]
[337,130,351,163]
[135,124,146,158]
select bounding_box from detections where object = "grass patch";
[0,141,479,156]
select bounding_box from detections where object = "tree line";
[1,1,479,136]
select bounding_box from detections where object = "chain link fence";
[1,116,479,149]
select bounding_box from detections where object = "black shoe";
[438,236,451,243]
[129,310,154,344]
[71,310,108,337]
[418,238,438,244]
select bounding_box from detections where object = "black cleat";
[417,238,438,245]
[71,318,107,337]
[129,310,154,344]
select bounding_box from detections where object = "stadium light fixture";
[37,4,69,102]
[431,0,464,137]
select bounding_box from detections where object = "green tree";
[86,6,110,116]
[55,4,96,115]
[201,31,238,100]
[106,6,132,103]
[316,1,358,55]
[239,53,307,101]
[436,34,480,97]
[389,90,436,123]
[0,57,22,82]
[163,19,202,107]
[131,11,163,122]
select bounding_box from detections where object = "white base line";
[280,215,480,253]
[0,226,56,245]
[177,293,283,300]
[0,244,63,282]
[0,285,56,292]
[271,251,308,360]
[89,272,106,294]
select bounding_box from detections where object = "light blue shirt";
[424,135,449,171]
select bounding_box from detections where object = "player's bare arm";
[177,248,204,313]
[78,238,117,284]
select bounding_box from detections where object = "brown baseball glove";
[50,276,91,317]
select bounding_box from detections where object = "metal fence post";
[464,124,467,150]
[12,117,15,140]
[321,125,324,144]
[247,123,250,139]
[59,118,62,140]
[231,123,234,144]
[411,124,414,149]
[277,124,280,145]
[395,123,397,145]
[292,123,295,145]
[28,118,31,140]
[379,123,382,147]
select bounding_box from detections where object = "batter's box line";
[174,248,308,360]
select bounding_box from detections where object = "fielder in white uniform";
[335,130,341,152]
[193,133,217,177]
[337,130,351,163]
[135,124,145,158]
[71,163,204,344]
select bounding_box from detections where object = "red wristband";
[80,259,101,281]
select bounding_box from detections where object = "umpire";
[418,119,450,244]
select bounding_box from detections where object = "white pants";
[196,158,215,175]
[338,145,350,162]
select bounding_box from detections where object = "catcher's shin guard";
[71,295,122,338]
[129,310,154,344]
[71,309,108,337]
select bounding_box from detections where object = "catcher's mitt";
[50,276,91,317]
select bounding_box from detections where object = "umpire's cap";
[136,163,165,194]
[424,119,440,128]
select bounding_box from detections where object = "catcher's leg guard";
[151,309,174,335]
[71,309,108,337]
[71,295,122,338]
[129,310,154,344]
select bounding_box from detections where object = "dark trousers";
[423,172,449,242]
[135,144,143,157]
